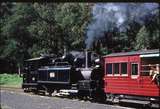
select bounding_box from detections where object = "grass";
[0,73,22,88]
[0,104,11,109]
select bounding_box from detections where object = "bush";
[0,73,22,87]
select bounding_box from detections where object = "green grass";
[0,104,11,109]
[0,73,22,88]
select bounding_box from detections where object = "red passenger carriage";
[103,49,160,106]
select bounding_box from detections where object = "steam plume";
[86,3,159,48]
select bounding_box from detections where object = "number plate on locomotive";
[50,72,55,78]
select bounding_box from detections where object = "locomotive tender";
[22,49,160,107]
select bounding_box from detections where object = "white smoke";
[86,3,159,48]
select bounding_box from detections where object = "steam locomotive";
[22,49,160,107]
[22,50,105,100]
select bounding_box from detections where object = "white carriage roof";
[140,53,160,58]
[104,49,160,57]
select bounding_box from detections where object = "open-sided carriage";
[104,49,160,106]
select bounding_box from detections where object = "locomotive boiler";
[76,50,105,100]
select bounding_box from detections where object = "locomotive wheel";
[33,89,38,94]
[48,90,54,96]
[92,91,106,103]
[23,88,29,93]
[41,91,46,96]
[78,91,84,100]
[48,92,52,96]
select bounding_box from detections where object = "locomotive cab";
[22,56,51,92]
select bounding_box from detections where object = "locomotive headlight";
[50,72,55,78]
[74,58,77,62]
[95,65,100,68]
[62,55,65,59]
[95,58,100,62]
[32,77,35,81]
[52,59,55,63]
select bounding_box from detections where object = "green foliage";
[55,3,92,50]
[99,47,108,55]
[1,3,38,67]
[1,39,18,58]
[134,8,160,50]
[1,104,11,109]
[0,3,92,72]
[135,26,150,50]
[0,3,159,73]
[0,73,22,87]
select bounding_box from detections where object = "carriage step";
[120,99,150,105]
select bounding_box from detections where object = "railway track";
[1,89,132,109]
[1,87,159,109]
[0,86,22,92]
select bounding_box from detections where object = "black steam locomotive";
[22,50,105,100]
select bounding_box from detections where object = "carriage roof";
[104,49,159,57]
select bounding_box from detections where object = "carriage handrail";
[141,70,150,73]
[140,64,159,76]
[141,64,160,67]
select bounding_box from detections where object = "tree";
[0,2,14,56]
[1,3,38,69]
[135,7,159,50]
[135,26,150,50]
[55,3,92,50]
[30,3,65,55]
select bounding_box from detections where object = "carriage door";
[131,63,139,79]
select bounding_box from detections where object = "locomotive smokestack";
[85,49,88,69]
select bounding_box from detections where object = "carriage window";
[114,63,119,74]
[106,64,112,75]
[131,63,138,75]
[121,63,127,75]
[141,65,150,76]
